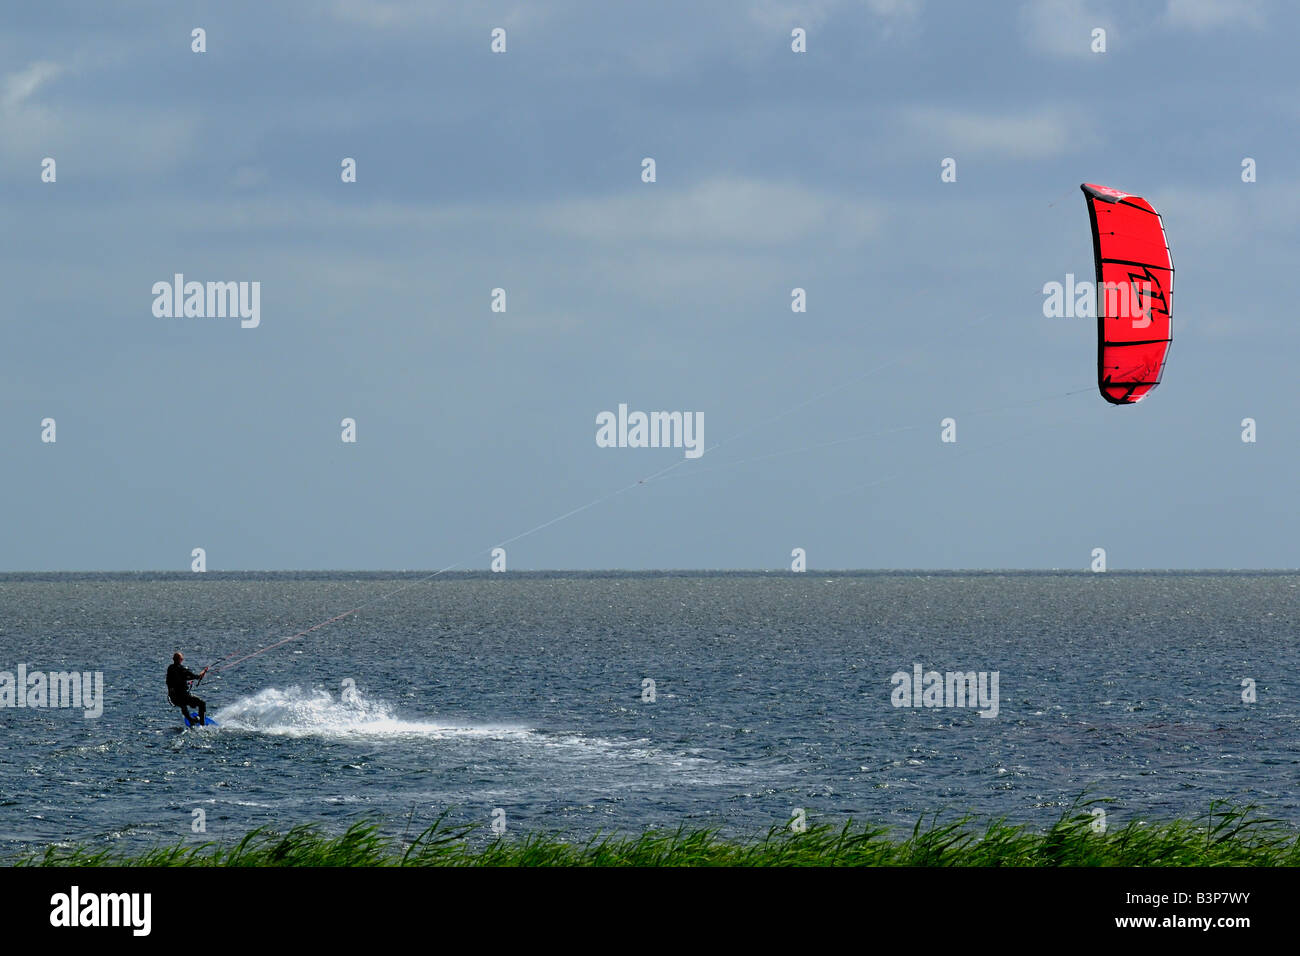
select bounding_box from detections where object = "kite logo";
[1042,273,1156,325]
[1122,266,1167,329]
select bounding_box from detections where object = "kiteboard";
[182,711,218,729]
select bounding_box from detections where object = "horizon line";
[2,568,1297,576]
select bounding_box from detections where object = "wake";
[213,685,532,740]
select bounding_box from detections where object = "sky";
[1,0,1296,571]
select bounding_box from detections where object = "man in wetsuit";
[166,652,209,726]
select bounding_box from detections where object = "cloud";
[901,106,1074,159]
[328,0,558,30]
[18,175,884,258]
[328,0,454,28]
[0,61,65,162]
[0,58,194,172]
[2,60,62,110]
[230,166,271,190]
[1151,181,1300,247]
[749,0,921,31]
[1164,0,1267,30]
[0,102,197,171]
[866,0,924,17]
[1019,0,1113,57]
[540,177,882,246]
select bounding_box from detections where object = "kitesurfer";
[166,652,209,725]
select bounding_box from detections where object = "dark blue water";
[1,572,1296,856]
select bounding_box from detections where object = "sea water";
[0,571,1295,855]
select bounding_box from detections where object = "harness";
[167,677,195,707]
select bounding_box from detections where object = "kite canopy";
[1080,183,1174,405]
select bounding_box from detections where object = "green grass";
[18,802,1300,867]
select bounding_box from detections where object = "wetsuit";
[166,663,205,724]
